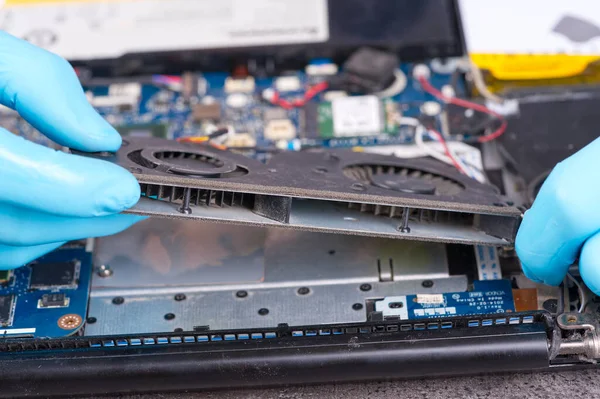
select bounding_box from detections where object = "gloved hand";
[516,137,600,294]
[0,31,143,269]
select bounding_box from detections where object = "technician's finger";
[0,203,145,246]
[0,31,121,152]
[0,242,65,270]
[0,131,140,217]
[579,232,600,295]
[516,137,600,286]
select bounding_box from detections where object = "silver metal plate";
[87,219,466,335]
[129,197,512,246]
[93,219,266,287]
[86,278,466,334]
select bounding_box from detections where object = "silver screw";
[97,265,113,278]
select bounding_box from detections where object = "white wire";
[401,116,463,168]
[363,143,478,162]
[467,59,504,104]
[437,111,474,178]
[400,116,486,183]
[374,69,407,98]
[396,116,420,127]
[414,125,463,170]
[567,272,586,313]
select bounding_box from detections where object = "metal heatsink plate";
[86,219,466,335]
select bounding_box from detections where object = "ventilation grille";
[346,203,474,225]
[140,183,254,208]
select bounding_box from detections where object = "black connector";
[334,47,399,94]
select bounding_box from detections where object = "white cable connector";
[412,64,431,80]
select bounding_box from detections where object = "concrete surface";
[98,369,600,399]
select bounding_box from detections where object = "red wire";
[428,129,468,175]
[417,77,507,143]
[270,81,329,109]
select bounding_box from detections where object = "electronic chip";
[192,103,221,121]
[38,293,69,309]
[29,261,79,289]
[0,295,15,326]
[318,96,386,138]
[263,107,288,121]
[331,95,383,136]
[301,102,319,138]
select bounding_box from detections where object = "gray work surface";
[97,369,599,399]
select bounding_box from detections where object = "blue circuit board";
[3,61,464,152]
[376,279,515,320]
[0,246,92,338]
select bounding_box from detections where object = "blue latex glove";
[0,31,143,269]
[516,137,600,294]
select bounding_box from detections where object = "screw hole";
[258,308,269,316]
[328,250,336,255]
[174,328,183,333]
[543,299,558,313]
[112,297,124,305]
[86,317,97,324]
[164,313,176,321]
[360,284,372,292]
[352,303,363,311]
[297,287,310,295]
[236,290,248,298]
[422,280,434,288]
[174,293,186,301]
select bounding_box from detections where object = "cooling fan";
[343,164,464,196]
[77,138,521,246]
[341,162,471,224]
[78,138,266,210]
[128,145,250,178]
[115,137,263,178]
